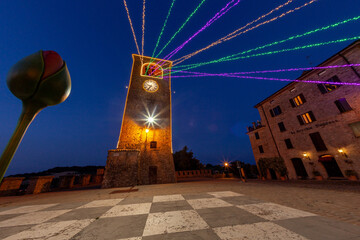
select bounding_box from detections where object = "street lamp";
[338,148,348,158]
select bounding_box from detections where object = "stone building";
[247,40,360,180]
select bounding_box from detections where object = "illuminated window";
[297,111,316,125]
[269,106,282,117]
[317,75,341,94]
[335,98,352,113]
[290,94,306,107]
[141,63,163,78]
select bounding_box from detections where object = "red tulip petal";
[42,51,64,80]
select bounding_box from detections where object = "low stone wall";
[26,176,54,194]
[0,177,24,196]
[176,170,212,179]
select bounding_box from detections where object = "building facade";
[247,40,360,180]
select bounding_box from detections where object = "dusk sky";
[1,0,359,176]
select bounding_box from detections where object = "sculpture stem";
[0,102,42,182]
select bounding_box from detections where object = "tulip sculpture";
[0,51,71,182]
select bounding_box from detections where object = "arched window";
[141,63,163,78]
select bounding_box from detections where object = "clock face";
[143,80,159,93]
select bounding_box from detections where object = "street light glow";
[147,117,155,123]
[145,129,149,133]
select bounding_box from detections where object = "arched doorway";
[291,158,308,179]
[268,168,277,180]
[318,155,343,178]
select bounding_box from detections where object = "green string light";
[154,0,207,59]
[173,15,360,70]
[146,0,177,74]
[165,35,360,76]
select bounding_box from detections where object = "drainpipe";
[338,53,360,79]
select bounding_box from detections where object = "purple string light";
[167,72,360,86]
[177,63,360,76]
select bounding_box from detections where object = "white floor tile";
[187,198,232,209]
[153,194,185,202]
[214,222,308,240]
[0,210,70,227]
[101,203,152,218]
[208,191,244,198]
[0,204,58,215]
[142,210,209,236]
[77,198,123,208]
[3,219,94,240]
[117,238,142,240]
[237,203,316,221]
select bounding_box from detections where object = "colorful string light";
[173,0,316,65]
[168,74,360,86]
[141,0,146,63]
[153,0,207,60]
[176,64,360,76]
[169,35,360,75]
[175,15,360,69]
[163,0,241,61]
[123,0,140,55]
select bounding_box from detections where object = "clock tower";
[102,55,176,188]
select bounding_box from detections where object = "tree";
[173,146,202,171]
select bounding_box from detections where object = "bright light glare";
[145,129,149,133]
[148,117,155,123]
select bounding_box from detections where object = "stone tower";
[102,55,176,188]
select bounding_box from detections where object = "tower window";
[335,98,352,113]
[297,111,316,125]
[141,63,163,78]
[150,141,157,148]
[317,75,341,94]
[290,94,306,107]
[255,132,260,139]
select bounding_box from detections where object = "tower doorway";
[318,155,343,178]
[291,158,308,179]
[149,166,158,184]
[269,168,277,180]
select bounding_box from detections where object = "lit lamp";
[338,148,348,158]
[224,162,229,167]
[303,153,310,160]
[145,129,149,133]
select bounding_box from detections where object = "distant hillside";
[7,166,105,178]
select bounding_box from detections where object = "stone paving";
[0,179,359,239]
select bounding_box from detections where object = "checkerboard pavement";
[1,191,360,240]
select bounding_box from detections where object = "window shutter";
[289,99,296,108]
[308,111,316,121]
[299,94,306,103]
[278,106,282,114]
[309,132,327,151]
[297,115,304,125]
[331,75,341,82]
[317,84,327,94]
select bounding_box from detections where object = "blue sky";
[0,0,359,175]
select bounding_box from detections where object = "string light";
[173,0,316,65]
[162,0,241,61]
[176,64,360,76]
[147,0,177,74]
[123,0,140,55]
[175,15,360,68]
[169,74,360,86]
[169,35,360,75]
[153,0,207,60]
[141,0,146,64]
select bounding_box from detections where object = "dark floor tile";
[0,225,35,239]
[221,196,264,205]
[143,229,221,240]
[48,206,112,221]
[182,193,214,200]
[197,206,266,228]
[119,196,153,205]
[72,214,148,240]
[150,200,193,213]
[275,216,360,240]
